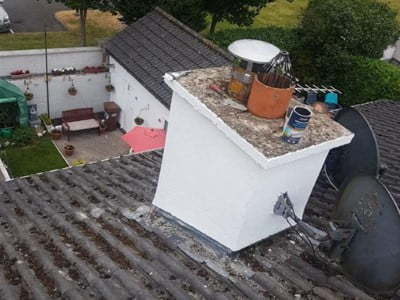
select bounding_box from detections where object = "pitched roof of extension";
[104,8,232,109]
[0,101,399,299]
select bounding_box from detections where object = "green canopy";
[0,79,28,127]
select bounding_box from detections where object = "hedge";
[208,26,300,53]
[209,26,400,105]
[335,56,400,105]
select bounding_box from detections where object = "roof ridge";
[154,7,233,62]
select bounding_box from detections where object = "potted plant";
[134,117,144,125]
[10,70,30,80]
[68,85,78,96]
[24,91,34,101]
[50,128,62,140]
[64,144,75,156]
[105,84,114,92]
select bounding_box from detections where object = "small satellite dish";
[324,107,380,190]
[333,175,400,294]
[228,39,280,64]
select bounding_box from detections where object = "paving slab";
[52,129,130,166]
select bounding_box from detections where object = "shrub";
[299,0,400,82]
[39,114,52,126]
[334,57,400,105]
[208,26,300,52]
[11,127,35,147]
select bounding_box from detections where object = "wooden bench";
[62,108,101,141]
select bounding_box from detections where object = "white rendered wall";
[383,45,396,60]
[383,39,400,61]
[0,47,104,77]
[154,92,330,251]
[109,58,169,131]
[10,73,109,118]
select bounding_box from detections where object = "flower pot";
[64,145,75,156]
[247,76,294,119]
[24,92,34,101]
[11,73,31,80]
[105,85,114,92]
[68,87,77,96]
[51,131,62,140]
[134,117,144,125]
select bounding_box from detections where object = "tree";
[204,0,270,34]
[161,0,207,32]
[45,0,110,46]
[105,0,155,24]
[107,0,207,32]
[298,0,400,83]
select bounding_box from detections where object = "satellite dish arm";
[274,193,357,260]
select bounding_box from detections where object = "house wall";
[10,73,109,118]
[383,39,400,61]
[109,57,169,132]
[0,47,104,77]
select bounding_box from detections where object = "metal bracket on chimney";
[273,192,357,260]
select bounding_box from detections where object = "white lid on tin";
[228,39,281,64]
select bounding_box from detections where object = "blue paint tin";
[282,106,313,144]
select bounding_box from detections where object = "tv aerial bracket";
[274,192,357,260]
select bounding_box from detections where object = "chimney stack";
[153,67,353,252]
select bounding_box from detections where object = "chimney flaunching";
[153,67,353,252]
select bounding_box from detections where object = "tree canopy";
[108,0,271,34]
[298,0,400,82]
[204,0,270,34]
[45,0,110,46]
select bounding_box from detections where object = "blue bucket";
[282,106,313,144]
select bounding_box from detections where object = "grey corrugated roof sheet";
[0,101,399,299]
[104,8,232,109]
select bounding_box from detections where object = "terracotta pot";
[247,76,294,119]
[105,85,114,92]
[64,145,75,156]
[51,131,62,140]
[68,87,77,96]
[24,93,34,101]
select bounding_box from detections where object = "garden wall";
[10,73,110,118]
[0,47,104,77]
[0,47,110,118]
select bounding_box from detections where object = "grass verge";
[0,136,67,177]
[0,10,124,51]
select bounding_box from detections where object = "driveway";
[2,0,67,33]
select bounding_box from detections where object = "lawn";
[204,0,309,33]
[0,136,67,177]
[0,10,124,51]
[205,0,400,33]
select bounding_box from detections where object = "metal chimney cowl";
[153,67,354,252]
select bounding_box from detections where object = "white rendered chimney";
[153,67,353,252]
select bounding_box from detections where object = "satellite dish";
[228,39,280,64]
[324,107,380,190]
[333,175,400,294]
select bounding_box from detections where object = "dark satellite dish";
[333,175,400,294]
[324,107,380,190]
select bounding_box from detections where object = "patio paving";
[53,129,130,166]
